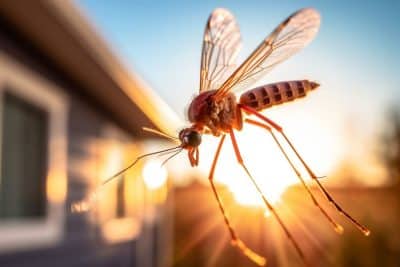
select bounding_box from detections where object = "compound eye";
[187,131,201,147]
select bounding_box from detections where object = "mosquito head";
[179,128,202,148]
[179,127,202,167]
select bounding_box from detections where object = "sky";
[77,0,400,187]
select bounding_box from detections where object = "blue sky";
[77,0,400,183]
[78,0,399,116]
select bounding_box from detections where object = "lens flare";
[143,160,168,190]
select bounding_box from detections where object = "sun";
[228,177,289,206]
[197,133,298,207]
[191,105,342,207]
[196,134,295,207]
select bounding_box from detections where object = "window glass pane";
[116,175,125,218]
[0,92,48,219]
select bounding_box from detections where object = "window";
[98,126,142,243]
[116,175,126,218]
[0,93,49,219]
[0,54,67,252]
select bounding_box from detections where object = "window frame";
[0,53,68,253]
[97,125,144,244]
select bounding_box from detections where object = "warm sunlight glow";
[102,218,141,244]
[193,108,342,208]
[98,143,124,221]
[102,145,124,179]
[47,169,67,203]
[143,160,168,190]
[229,179,287,206]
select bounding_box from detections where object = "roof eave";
[0,0,181,137]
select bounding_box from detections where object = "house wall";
[0,13,171,267]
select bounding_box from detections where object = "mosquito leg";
[228,129,310,267]
[245,118,344,234]
[208,135,266,266]
[188,149,195,167]
[240,104,370,236]
[195,147,199,166]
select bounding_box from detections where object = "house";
[0,1,180,266]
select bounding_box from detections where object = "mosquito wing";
[199,8,242,92]
[214,8,320,99]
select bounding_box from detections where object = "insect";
[73,7,370,267]
[177,7,370,266]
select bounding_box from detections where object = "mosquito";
[73,7,370,266]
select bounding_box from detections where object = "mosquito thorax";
[179,128,202,148]
[188,90,217,123]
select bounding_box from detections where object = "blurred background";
[0,0,399,266]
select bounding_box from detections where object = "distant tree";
[380,107,400,185]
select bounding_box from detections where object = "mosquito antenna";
[161,148,183,166]
[142,127,179,141]
[157,147,182,157]
[71,145,181,213]
[101,145,181,187]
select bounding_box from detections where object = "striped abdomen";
[239,80,319,111]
